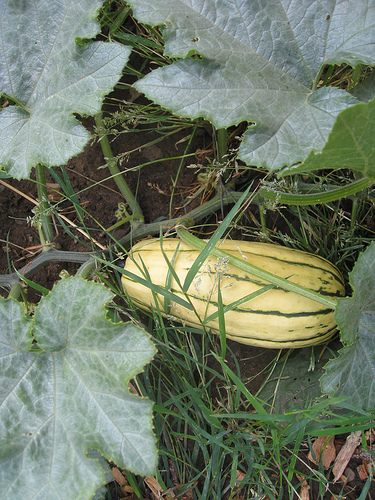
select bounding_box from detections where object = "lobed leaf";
[286,97,375,178]
[258,344,340,413]
[0,0,131,179]
[0,277,157,500]
[334,241,375,346]
[351,70,375,103]
[321,243,375,410]
[321,312,375,410]
[126,0,374,171]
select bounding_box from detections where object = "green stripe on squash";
[122,238,345,349]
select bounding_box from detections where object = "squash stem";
[36,164,55,245]
[95,112,144,225]
[260,177,372,205]
[216,128,227,166]
[176,226,338,310]
[8,281,23,301]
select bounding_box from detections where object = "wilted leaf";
[0,277,157,499]
[332,431,362,482]
[126,0,374,171]
[308,436,336,468]
[0,0,131,179]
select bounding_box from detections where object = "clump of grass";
[106,269,375,499]
[96,205,375,500]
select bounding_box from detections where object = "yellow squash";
[122,238,345,348]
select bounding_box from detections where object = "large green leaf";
[351,70,375,103]
[0,0,131,179]
[0,277,157,500]
[126,0,374,172]
[321,242,375,410]
[286,97,375,178]
[321,312,375,411]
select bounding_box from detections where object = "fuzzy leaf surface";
[321,312,375,410]
[286,97,375,178]
[351,70,375,103]
[127,0,374,171]
[0,0,131,179]
[0,277,156,500]
[321,242,375,410]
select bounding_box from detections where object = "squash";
[121,238,345,348]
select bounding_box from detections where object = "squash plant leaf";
[258,343,340,413]
[127,0,374,172]
[350,69,375,103]
[285,96,375,178]
[321,242,375,410]
[0,277,157,499]
[0,0,131,180]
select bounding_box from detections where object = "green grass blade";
[203,283,275,324]
[159,235,182,315]
[358,473,373,499]
[114,32,163,49]
[181,185,252,292]
[109,6,131,37]
[120,267,193,310]
[184,381,222,429]
[217,277,227,360]
[212,352,269,415]
[15,272,49,296]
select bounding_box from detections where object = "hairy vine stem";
[95,112,144,223]
[259,177,372,205]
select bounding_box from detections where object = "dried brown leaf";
[144,476,177,500]
[357,462,370,480]
[299,479,310,500]
[332,430,362,482]
[112,467,127,488]
[111,467,134,495]
[308,436,336,468]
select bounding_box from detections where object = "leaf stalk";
[95,112,144,224]
[260,177,373,205]
[36,164,55,244]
